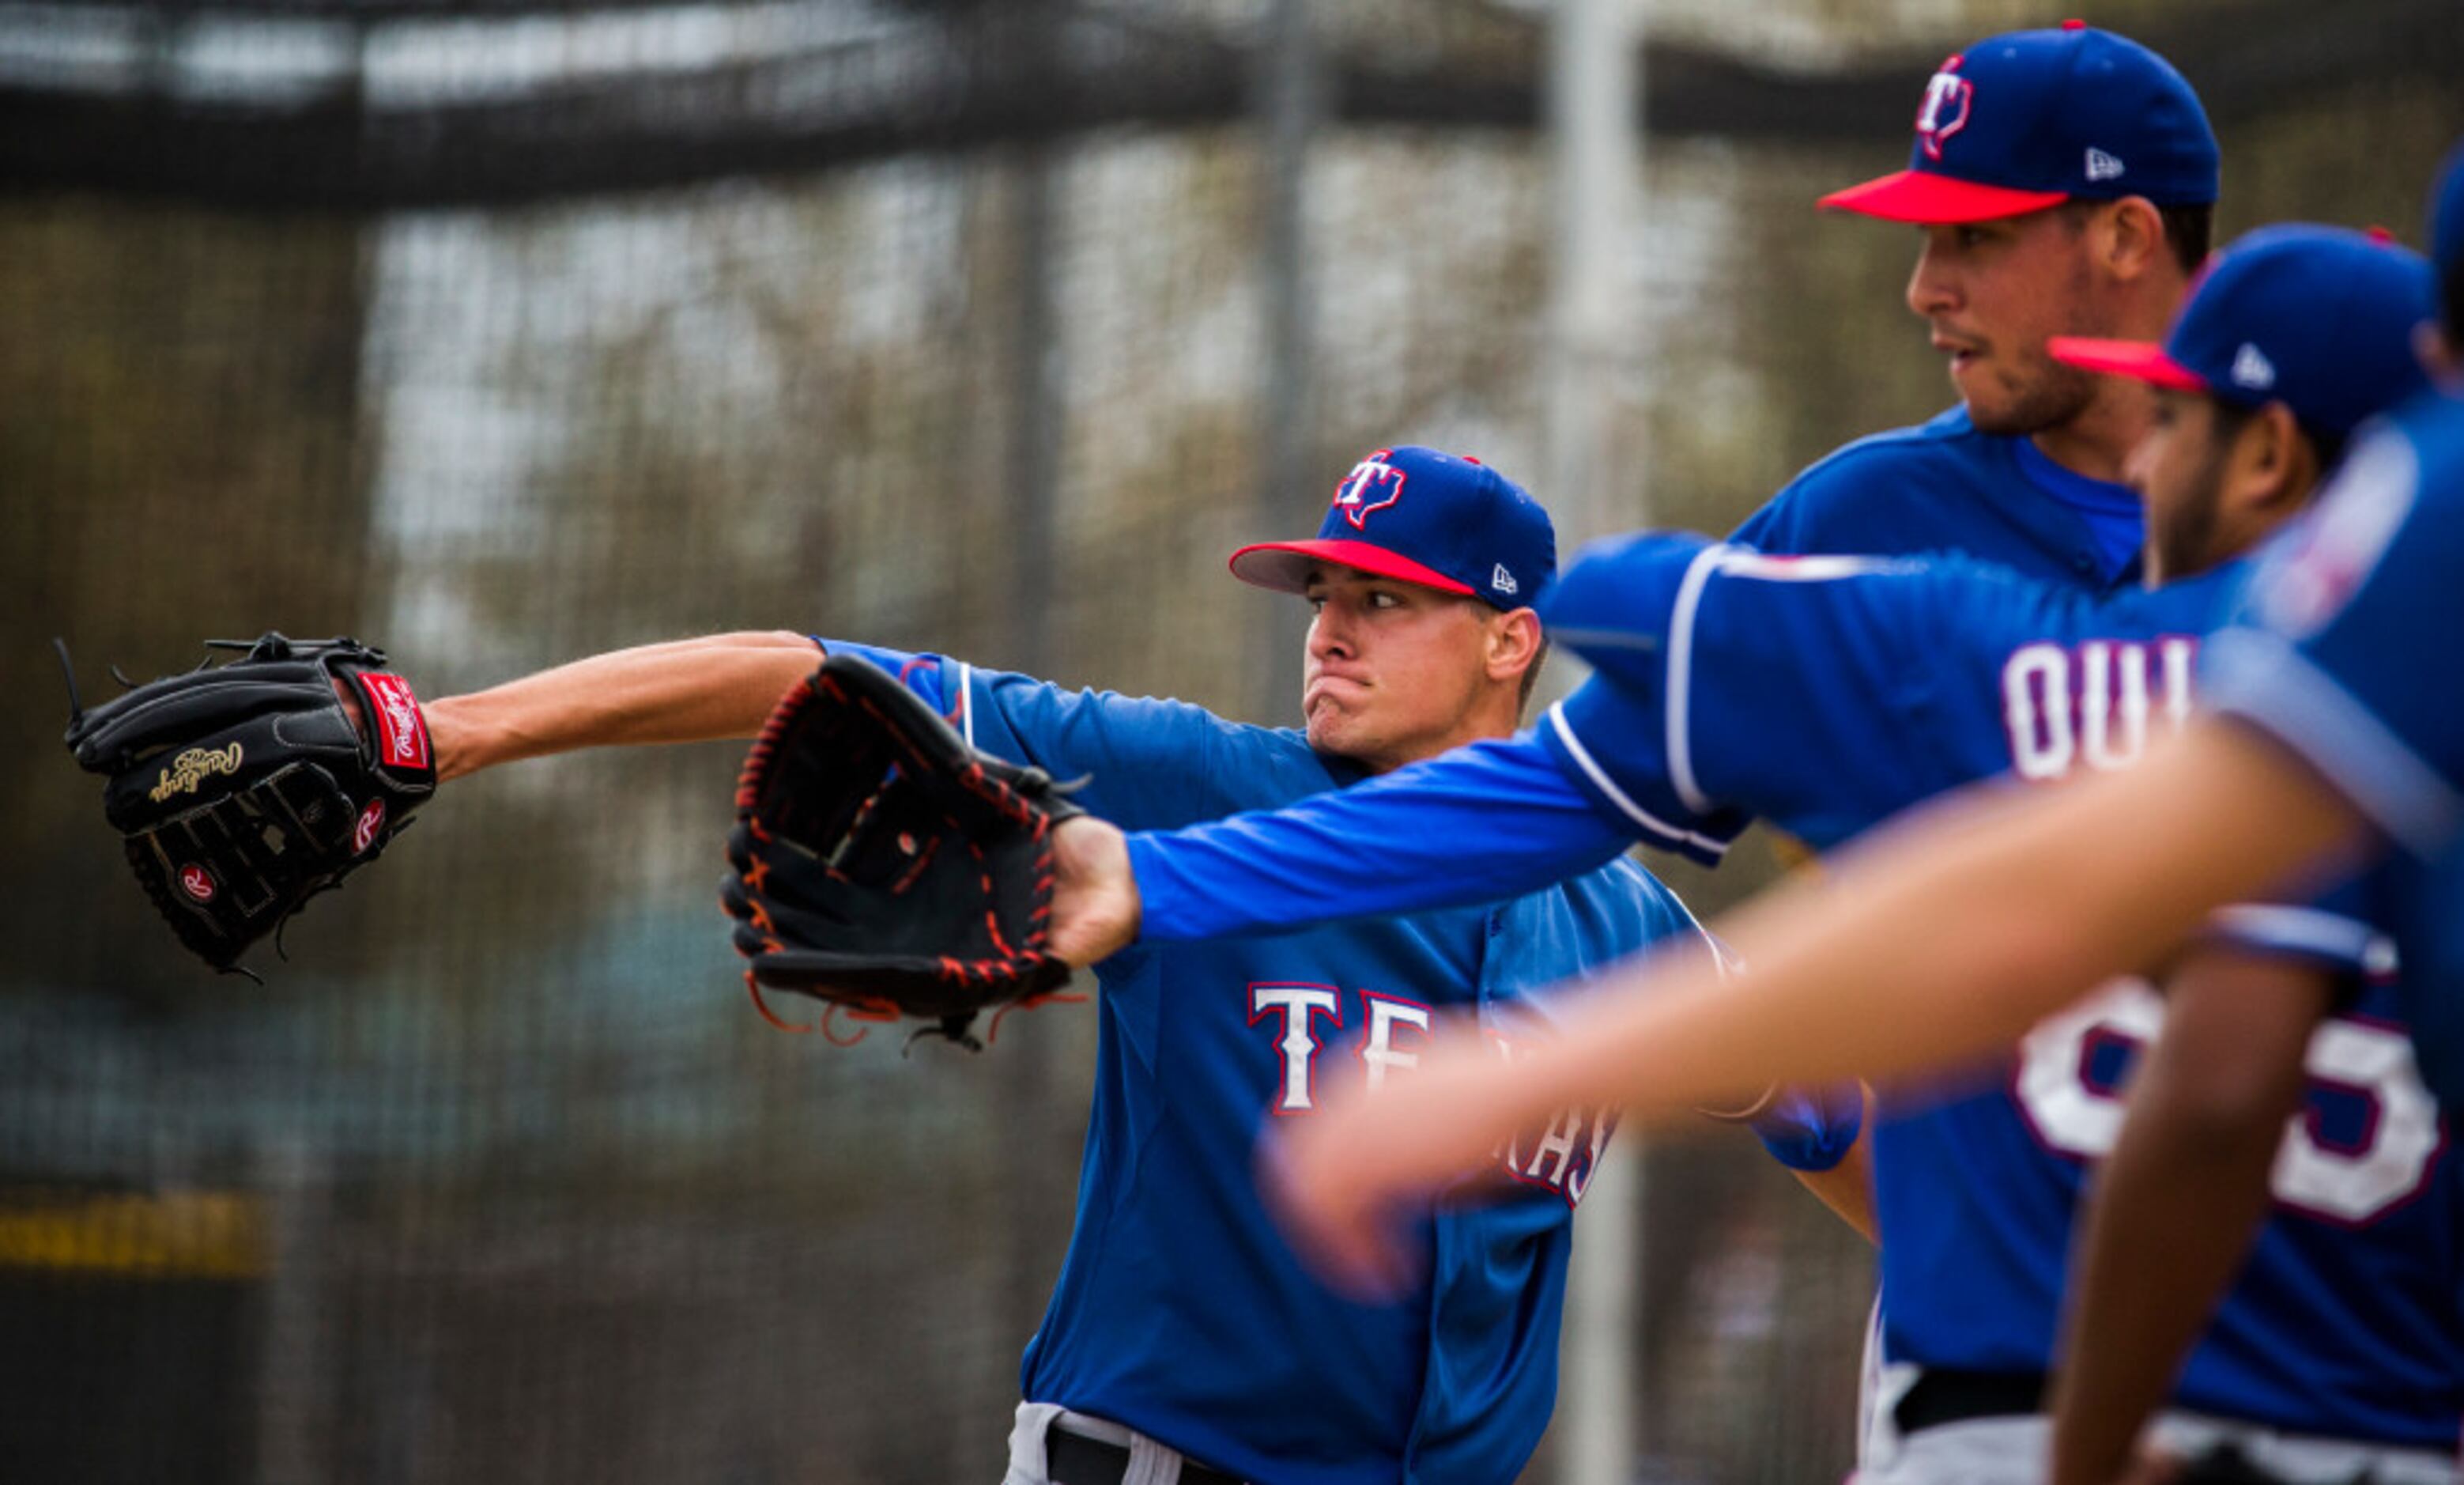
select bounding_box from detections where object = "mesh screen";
[5,2,2461,1480]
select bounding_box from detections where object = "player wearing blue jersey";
[1722,23,2221,1254]
[1673,24,2203,1471]
[419,447,1724,1484]
[1051,227,2451,1484]
[2047,146,2464,1485]
[1736,22,2216,589]
[1240,166,2464,1485]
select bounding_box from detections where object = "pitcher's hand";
[1048,816,1141,968]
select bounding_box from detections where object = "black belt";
[1892,1369,2049,1436]
[1044,1423,1245,1485]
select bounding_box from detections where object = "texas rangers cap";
[1821,22,2218,225]
[1229,446,1555,610]
[2047,224,2436,437]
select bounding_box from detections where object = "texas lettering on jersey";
[814,634,1714,1485]
[1118,512,2460,1453]
[1249,981,1613,1206]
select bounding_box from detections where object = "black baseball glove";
[721,653,1084,1050]
[62,633,437,973]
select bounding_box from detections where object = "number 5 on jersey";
[2015,979,2442,1224]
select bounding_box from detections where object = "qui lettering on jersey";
[2000,636,2198,781]
[1248,983,1613,1207]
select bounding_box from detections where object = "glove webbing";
[741,668,1066,969]
[731,669,1077,1049]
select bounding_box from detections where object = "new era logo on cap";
[1819,25,2217,225]
[1492,564,1519,596]
[2048,223,2437,440]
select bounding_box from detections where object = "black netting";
[5,2,2461,1481]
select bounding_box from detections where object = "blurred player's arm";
[2047,950,2330,1485]
[1737,841,1880,1245]
[1786,1105,1877,1245]
[425,631,821,780]
[1502,723,2362,1118]
[1266,722,2370,1294]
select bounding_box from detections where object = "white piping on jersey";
[2206,627,2464,860]
[2208,904,2398,977]
[953,661,975,746]
[1544,700,1730,860]
[1663,544,1730,815]
[1666,543,1907,815]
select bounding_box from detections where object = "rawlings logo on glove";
[149,742,247,802]
[62,633,436,976]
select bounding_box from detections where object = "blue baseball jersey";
[817,640,1709,1485]
[1126,533,2464,1447]
[1733,405,2145,588]
[2210,393,2464,1107]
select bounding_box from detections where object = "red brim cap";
[1228,539,1475,596]
[1819,169,2070,225]
[2045,335,2210,393]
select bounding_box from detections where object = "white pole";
[1548,3,1643,1484]
[1544,0,1643,541]
[1254,0,1318,722]
[1563,1140,1642,1485]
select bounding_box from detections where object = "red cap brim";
[2045,335,2210,393]
[1228,539,1475,596]
[1819,169,2070,225]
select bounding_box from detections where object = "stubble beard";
[1969,255,2112,437]
[2149,444,2236,584]
[1965,350,2102,438]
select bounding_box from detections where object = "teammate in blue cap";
[413,445,1719,1483]
[1716,22,2217,1466]
[1257,176,2464,1483]
[2046,151,2464,1485]
[1051,226,2452,1484]
[1742,21,2219,590]
[1215,174,2464,1481]
[1723,21,2222,1245]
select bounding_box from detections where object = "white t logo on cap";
[2085,147,2126,183]
[1333,449,1408,530]
[1492,564,1519,596]
[1915,68,1973,160]
[2231,343,2277,391]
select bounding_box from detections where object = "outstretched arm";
[1046,733,1637,963]
[1130,733,1638,941]
[1267,720,2371,1294]
[425,630,821,780]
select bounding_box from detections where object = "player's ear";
[2096,196,2168,284]
[2238,402,2319,516]
[1485,607,1545,685]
